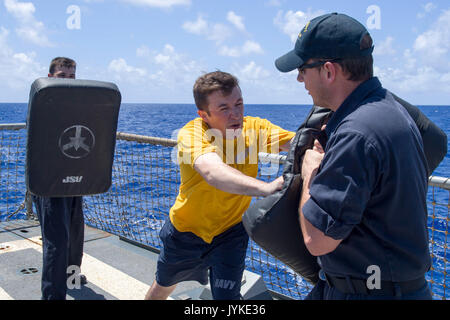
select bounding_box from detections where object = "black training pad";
[26,78,121,197]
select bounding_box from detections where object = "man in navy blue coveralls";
[275,13,432,299]
[32,57,86,300]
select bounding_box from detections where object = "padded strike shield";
[26,78,121,197]
[243,106,332,284]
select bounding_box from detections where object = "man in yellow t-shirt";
[145,71,295,300]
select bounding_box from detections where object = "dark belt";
[320,270,427,296]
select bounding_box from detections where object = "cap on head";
[275,13,374,73]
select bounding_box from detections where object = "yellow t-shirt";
[169,116,295,243]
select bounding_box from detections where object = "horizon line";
[1,102,450,107]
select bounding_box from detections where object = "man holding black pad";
[27,55,120,300]
[32,57,87,300]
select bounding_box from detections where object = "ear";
[197,109,208,123]
[322,61,337,83]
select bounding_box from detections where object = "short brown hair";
[336,34,373,82]
[49,57,76,75]
[193,71,240,111]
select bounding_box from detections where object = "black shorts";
[156,218,249,300]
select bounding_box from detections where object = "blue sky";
[0,0,449,105]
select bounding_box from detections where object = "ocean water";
[2,102,448,175]
[1,102,449,299]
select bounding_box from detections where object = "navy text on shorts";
[156,218,249,300]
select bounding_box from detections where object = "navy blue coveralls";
[33,195,84,300]
[303,77,432,300]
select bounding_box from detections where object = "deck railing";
[1,123,448,300]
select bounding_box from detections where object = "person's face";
[49,66,76,79]
[297,60,329,107]
[198,86,244,139]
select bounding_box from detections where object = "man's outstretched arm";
[194,152,283,197]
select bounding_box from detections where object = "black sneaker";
[67,273,88,286]
[80,274,88,285]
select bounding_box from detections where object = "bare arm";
[194,152,284,197]
[299,142,342,256]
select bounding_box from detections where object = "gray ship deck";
[0,220,211,300]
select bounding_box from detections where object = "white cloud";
[182,15,208,35]
[4,0,53,47]
[219,40,264,57]
[154,44,175,64]
[218,46,240,58]
[376,65,450,95]
[274,9,324,42]
[424,2,437,12]
[417,2,437,18]
[227,11,246,32]
[373,36,396,56]
[107,58,147,84]
[184,14,264,57]
[182,15,231,45]
[241,61,270,80]
[104,44,205,101]
[414,9,450,67]
[403,49,417,71]
[108,58,146,75]
[207,23,232,44]
[136,45,152,58]
[121,0,191,8]
[374,10,450,98]
[4,0,34,21]
[233,61,270,82]
[135,44,205,90]
[151,44,202,74]
[242,40,264,55]
[0,27,45,95]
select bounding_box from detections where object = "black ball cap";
[275,13,374,73]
